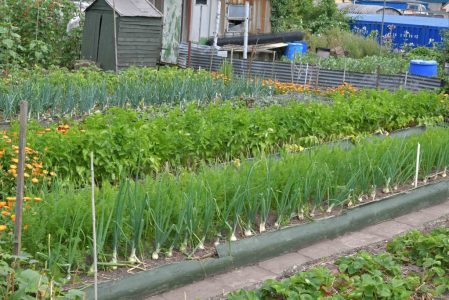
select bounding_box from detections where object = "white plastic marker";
[414,143,421,188]
[91,152,98,300]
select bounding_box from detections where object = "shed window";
[226,4,248,33]
[196,0,207,5]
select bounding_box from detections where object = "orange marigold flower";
[0,225,6,231]
[31,178,39,184]
[10,215,15,222]
[1,211,10,216]
[34,197,42,202]
[6,197,15,202]
[23,197,32,201]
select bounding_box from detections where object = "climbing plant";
[0,0,82,69]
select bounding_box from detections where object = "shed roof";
[347,13,449,27]
[338,3,402,14]
[86,0,163,17]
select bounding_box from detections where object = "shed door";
[82,12,102,61]
[97,13,116,70]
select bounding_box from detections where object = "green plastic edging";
[85,256,234,300]
[216,180,449,262]
[85,180,448,299]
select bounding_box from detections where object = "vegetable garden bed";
[1,126,447,295]
[2,89,446,184]
[228,220,449,300]
[1,68,449,299]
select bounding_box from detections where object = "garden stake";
[414,143,421,188]
[90,152,98,300]
[13,101,28,257]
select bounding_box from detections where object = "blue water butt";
[409,60,438,77]
[285,42,306,60]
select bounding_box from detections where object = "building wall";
[189,0,271,43]
[117,17,162,68]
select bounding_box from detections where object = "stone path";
[148,199,449,300]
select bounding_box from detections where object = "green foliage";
[271,0,348,33]
[387,227,449,295]
[7,89,446,183]
[0,244,83,299]
[0,67,269,119]
[307,28,382,58]
[0,0,82,69]
[290,54,408,74]
[15,127,449,271]
[230,227,449,299]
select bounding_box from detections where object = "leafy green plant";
[230,228,449,299]
[12,89,448,183]
[0,244,83,299]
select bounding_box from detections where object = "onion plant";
[16,127,449,271]
[126,181,148,263]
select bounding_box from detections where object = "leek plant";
[148,178,174,260]
[126,181,148,263]
[111,181,128,268]
[17,127,449,271]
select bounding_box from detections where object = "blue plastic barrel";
[285,41,307,60]
[409,60,438,77]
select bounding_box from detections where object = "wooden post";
[376,65,381,89]
[187,41,192,68]
[90,152,98,300]
[13,101,28,256]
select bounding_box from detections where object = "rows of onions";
[20,127,449,274]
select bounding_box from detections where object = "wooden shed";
[82,0,163,70]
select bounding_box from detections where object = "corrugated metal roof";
[348,13,449,26]
[338,3,402,14]
[87,0,163,17]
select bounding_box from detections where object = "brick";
[362,221,412,238]
[338,231,385,249]
[154,277,228,300]
[394,210,440,227]
[211,266,276,290]
[419,202,449,218]
[298,239,351,259]
[259,252,311,275]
